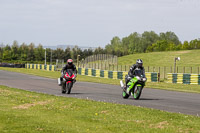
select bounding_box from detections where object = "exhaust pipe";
[120,80,128,94]
[120,80,124,88]
[58,78,61,85]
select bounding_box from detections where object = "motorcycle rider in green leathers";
[124,59,146,90]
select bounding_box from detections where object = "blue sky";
[0,0,200,47]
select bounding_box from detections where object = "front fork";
[126,79,137,94]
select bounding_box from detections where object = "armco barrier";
[0,63,25,68]
[167,73,200,85]
[78,67,158,82]
[26,64,56,71]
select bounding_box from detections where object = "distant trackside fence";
[25,64,158,82]
[25,64,200,85]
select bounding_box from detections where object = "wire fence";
[81,54,118,65]
[145,66,200,80]
[55,54,118,71]
[56,59,64,70]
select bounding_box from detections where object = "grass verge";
[0,85,200,133]
[0,67,200,94]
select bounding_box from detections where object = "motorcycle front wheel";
[61,82,66,94]
[66,82,73,94]
[133,85,142,100]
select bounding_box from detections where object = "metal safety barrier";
[78,67,158,82]
[26,64,56,71]
[167,73,200,85]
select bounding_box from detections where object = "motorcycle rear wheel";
[122,91,129,99]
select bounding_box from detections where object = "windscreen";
[66,69,73,77]
[134,69,143,77]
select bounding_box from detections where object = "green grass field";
[118,49,200,67]
[0,67,200,94]
[0,85,200,133]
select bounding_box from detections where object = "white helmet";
[136,59,143,67]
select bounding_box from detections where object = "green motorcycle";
[120,69,147,100]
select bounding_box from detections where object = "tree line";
[105,31,200,56]
[0,41,105,64]
[0,31,200,64]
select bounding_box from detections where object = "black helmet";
[136,59,143,67]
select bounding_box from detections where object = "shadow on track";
[65,93,84,95]
[139,98,161,100]
[128,98,161,100]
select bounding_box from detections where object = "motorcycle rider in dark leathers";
[124,59,146,89]
[59,59,77,85]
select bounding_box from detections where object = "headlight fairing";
[136,76,141,81]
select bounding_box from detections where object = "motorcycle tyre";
[61,82,66,94]
[66,82,73,94]
[122,91,129,99]
[133,86,142,100]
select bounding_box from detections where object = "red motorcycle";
[61,69,76,94]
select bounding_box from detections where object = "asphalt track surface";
[0,70,200,116]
